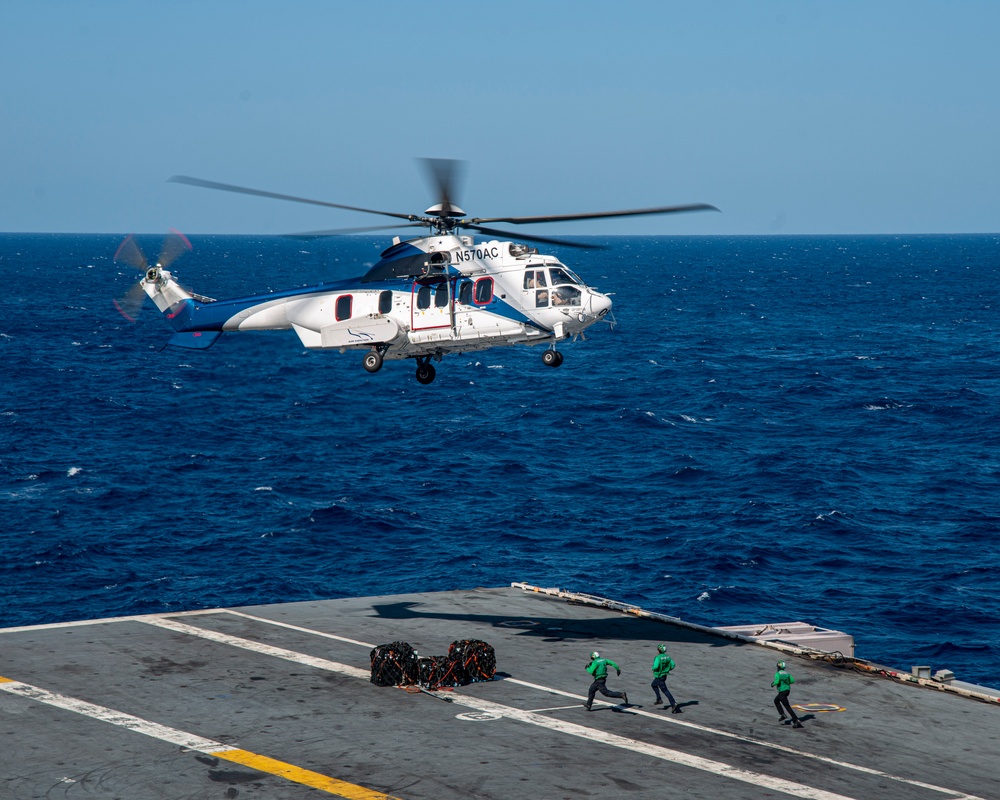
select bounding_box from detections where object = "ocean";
[2,232,998,690]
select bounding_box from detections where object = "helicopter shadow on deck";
[369,600,744,648]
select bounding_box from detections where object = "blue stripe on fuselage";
[476,295,550,332]
[165,277,362,332]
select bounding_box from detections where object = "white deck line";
[138,614,984,800]
[0,678,230,752]
[0,608,983,800]
[216,609,985,800]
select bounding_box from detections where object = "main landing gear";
[415,355,436,384]
[542,348,564,368]
[363,348,438,384]
[363,349,384,373]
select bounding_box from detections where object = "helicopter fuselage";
[141,234,612,381]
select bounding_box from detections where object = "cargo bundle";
[369,638,497,689]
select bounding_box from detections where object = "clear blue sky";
[3,1,998,235]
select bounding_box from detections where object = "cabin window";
[550,267,581,286]
[551,286,582,307]
[523,269,547,289]
[535,289,550,308]
[434,283,451,308]
[335,295,352,321]
[458,280,473,305]
[378,290,393,314]
[417,285,432,309]
[474,277,494,305]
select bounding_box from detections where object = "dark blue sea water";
[3,233,999,690]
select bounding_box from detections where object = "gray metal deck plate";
[1,586,996,799]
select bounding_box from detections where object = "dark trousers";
[651,676,676,705]
[774,690,800,720]
[587,678,625,707]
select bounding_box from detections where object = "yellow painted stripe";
[0,676,401,799]
[220,749,401,800]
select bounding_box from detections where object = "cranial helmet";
[777,660,786,670]
[657,644,666,653]
[590,651,599,660]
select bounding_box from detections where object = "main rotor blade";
[168,175,417,222]
[464,223,605,250]
[421,158,465,217]
[286,222,429,239]
[471,203,719,226]
[113,234,148,272]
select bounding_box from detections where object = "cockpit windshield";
[549,266,582,286]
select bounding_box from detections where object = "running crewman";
[771,660,803,728]
[583,651,628,710]
[651,644,682,713]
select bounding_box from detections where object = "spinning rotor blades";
[168,175,416,222]
[464,223,603,250]
[471,202,720,226]
[112,281,148,323]
[112,230,193,322]
[421,157,465,218]
[167,160,719,245]
[112,233,148,272]
[156,228,193,271]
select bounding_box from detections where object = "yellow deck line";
[0,675,400,800]
[221,749,397,800]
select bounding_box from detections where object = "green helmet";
[777,660,786,670]
[657,644,666,653]
[590,651,599,660]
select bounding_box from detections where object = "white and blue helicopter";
[114,160,716,384]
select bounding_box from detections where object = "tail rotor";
[112,229,193,322]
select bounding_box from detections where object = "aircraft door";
[411,279,453,331]
[522,268,550,309]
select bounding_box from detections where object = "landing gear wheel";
[363,350,383,373]
[542,349,563,368]
[415,362,436,384]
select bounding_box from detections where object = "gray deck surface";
[1,586,996,800]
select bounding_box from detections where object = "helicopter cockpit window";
[458,280,473,305]
[378,290,393,315]
[549,267,582,286]
[535,289,550,308]
[551,286,581,307]
[416,285,432,309]
[474,277,494,305]
[336,295,353,321]
[523,269,548,290]
[434,283,450,308]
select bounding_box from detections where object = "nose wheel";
[542,349,564,368]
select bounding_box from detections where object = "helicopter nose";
[591,291,612,319]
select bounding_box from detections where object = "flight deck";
[1,585,996,799]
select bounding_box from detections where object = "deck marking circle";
[456,711,501,721]
[498,619,540,628]
[793,703,846,713]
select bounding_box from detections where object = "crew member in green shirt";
[772,660,803,728]
[651,644,682,713]
[583,651,628,710]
